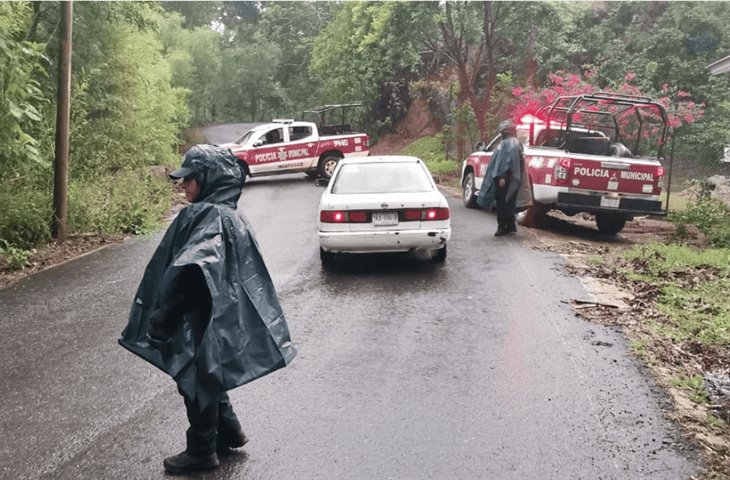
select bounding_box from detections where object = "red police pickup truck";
[461,92,670,234]
[220,119,369,182]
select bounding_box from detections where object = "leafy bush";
[0,3,50,181]
[0,240,34,271]
[669,195,730,248]
[69,170,173,236]
[0,185,52,250]
[398,134,460,176]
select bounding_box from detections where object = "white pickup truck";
[219,119,369,182]
[462,92,670,234]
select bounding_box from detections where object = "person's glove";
[147,309,173,351]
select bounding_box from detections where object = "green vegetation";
[397,134,462,178]
[68,172,172,236]
[624,243,730,346]
[671,195,730,248]
[671,375,711,404]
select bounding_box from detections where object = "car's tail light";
[424,208,450,220]
[402,209,422,221]
[349,211,368,222]
[320,210,345,223]
[320,210,368,223]
[657,166,665,177]
[401,208,450,221]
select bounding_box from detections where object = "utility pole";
[52,0,73,241]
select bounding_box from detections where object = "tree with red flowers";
[509,69,704,138]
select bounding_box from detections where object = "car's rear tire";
[595,212,627,235]
[462,171,478,208]
[318,155,341,179]
[432,245,447,262]
[320,247,335,268]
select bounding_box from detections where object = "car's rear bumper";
[319,228,451,253]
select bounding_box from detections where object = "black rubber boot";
[216,393,248,452]
[217,425,249,452]
[163,450,219,474]
[494,227,508,237]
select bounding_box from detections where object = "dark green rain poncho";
[119,145,296,409]
[476,130,531,212]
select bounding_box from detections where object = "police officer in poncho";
[476,119,531,236]
[119,145,296,474]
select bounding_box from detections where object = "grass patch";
[620,243,730,347]
[397,134,462,177]
[671,375,710,404]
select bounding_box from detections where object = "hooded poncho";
[476,135,532,211]
[119,145,296,409]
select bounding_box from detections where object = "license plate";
[600,196,620,208]
[372,212,398,226]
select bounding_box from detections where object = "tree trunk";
[478,1,497,142]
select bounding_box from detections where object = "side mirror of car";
[314,178,329,187]
[253,140,263,147]
[432,175,440,185]
[475,142,485,152]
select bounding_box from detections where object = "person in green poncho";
[476,120,529,236]
[119,145,296,474]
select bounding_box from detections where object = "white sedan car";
[317,155,451,266]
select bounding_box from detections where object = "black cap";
[168,166,195,180]
[497,119,516,134]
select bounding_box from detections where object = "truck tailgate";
[570,157,661,195]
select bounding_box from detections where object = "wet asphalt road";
[0,125,700,479]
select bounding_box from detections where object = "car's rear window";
[331,162,434,194]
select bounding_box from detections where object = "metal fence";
[663,136,730,211]
[666,138,730,189]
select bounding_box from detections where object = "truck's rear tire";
[462,171,478,208]
[595,212,627,235]
[318,155,341,179]
[516,203,546,228]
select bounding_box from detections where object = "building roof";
[707,54,730,75]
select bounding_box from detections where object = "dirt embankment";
[370,98,442,156]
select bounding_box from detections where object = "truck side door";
[473,135,501,190]
[247,127,287,175]
[286,124,319,170]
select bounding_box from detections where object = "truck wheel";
[462,172,478,208]
[318,155,341,179]
[516,203,546,228]
[595,212,627,235]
